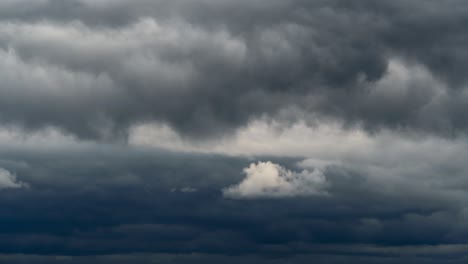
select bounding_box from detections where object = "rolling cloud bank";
[1,0,468,263]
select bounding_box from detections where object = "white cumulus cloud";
[0,168,28,189]
[223,161,328,199]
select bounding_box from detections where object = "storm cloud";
[0,141,468,263]
[1,0,468,263]
[0,0,468,139]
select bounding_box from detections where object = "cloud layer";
[1,1,468,263]
[1,0,468,139]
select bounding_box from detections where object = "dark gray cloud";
[0,0,467,139]
[0,144,468,260]
[2,1,468,263]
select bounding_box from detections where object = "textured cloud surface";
[2,0,468,263]
[1,0,468,139]
[224,161,328,198]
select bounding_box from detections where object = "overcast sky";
[1,0,468,263]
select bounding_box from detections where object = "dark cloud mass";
[1,1,468,263]
[0,0,467,139]
[1,144,468,263]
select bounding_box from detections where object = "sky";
[1,0,468,263]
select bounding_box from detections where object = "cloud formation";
[1,0,468,140]
[0,143,467,260]
[224,161,328,198]
[0,168,27,189]
[2,1,468,263]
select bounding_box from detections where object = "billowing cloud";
[2,1,468,263]
[0,0,468,140]
[224,161,328,199]
[0,168,27,189]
